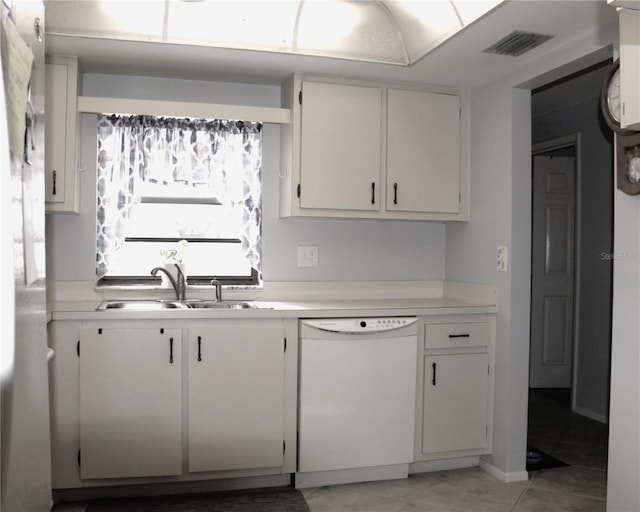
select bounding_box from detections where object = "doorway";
[529,60,614,434]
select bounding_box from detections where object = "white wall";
[45,74,446,285]
[445,83,531,479]
[607,184,640,511]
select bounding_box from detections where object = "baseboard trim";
[479,459,529,483]
[573,405,608,424]
[294,464,409,489]
[409,456,479,475]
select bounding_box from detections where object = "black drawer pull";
[371,182,375,205]
[432,362,437,386]
[393,182,398,205]
[52,170,57,195]
[449,334,470,339]
[197,336,202,362]
[169,337,174,364]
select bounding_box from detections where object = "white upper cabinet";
[386,89,460,214]
[299,81,382,211]
[619,10,640,130]
[45,56,81,214]
[280,75,469,221]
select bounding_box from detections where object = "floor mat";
[86,487,310,512]
[526,445,570,472]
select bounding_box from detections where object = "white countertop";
[50,297,496,321]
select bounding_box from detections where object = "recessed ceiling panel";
[44,0,507,66]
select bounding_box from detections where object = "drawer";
[424,322,489,350]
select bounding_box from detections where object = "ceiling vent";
[483,30,553,57]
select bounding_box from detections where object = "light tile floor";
[53,389,609,512]
[302,389,608,512]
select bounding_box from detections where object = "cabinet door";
[45,63,67,205]
[79,328,182,479]
[300,81,382,211]
[387,89,460,213]
[45,57,79,213]
[188,321,285,472]
[422,353,489,454]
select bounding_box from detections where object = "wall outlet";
[297,246,319,268]
[497,245,508,272]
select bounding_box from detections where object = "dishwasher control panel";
[301,317,417,334]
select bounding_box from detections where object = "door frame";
[531,133,581,412]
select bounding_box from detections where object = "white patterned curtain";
[95,115,262,280]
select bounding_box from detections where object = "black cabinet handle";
[393,182,398,205]
[52,170,57,195]
[169,337,174,364]
[432,362,437,386]
[449,334,471,339]
[197,336,202,362]
[371,182,375,205]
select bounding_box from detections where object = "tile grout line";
[510,472,535,512]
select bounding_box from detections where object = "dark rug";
[526,445,570,472]
[86,487,311,512]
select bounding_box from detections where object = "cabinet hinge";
[297,183,301,198]
[77,450,81,467]
[76,340,80,357]
[298,90,302,105]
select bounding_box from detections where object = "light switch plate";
[497,245,508,272]
[298,246,319,267]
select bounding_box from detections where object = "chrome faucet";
[210,279,223,302]
[151,264,186,301]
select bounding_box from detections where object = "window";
[95,115,262,287]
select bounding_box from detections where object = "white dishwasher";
[298,317,418,474]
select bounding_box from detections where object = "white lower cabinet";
[416,315,495,461]
[79,327,182,479]
[49,318,293,488]
[422,353,490,454]
[187,320,286,473]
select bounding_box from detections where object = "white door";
[530,153,575,388]
[300,81,382,211]
[188,321,285,472]
[422,353,489,454]
[386,89,460,213]
[79,328,182,479]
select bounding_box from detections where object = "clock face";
[607,68,621,124]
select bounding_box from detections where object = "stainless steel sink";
[97,300,265,311]
[97,300,190,310]
[183,300,256,309]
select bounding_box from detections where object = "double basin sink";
[97,299,266,311]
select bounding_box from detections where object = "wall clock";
[601,59,640,194]
[601,59,629,133]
